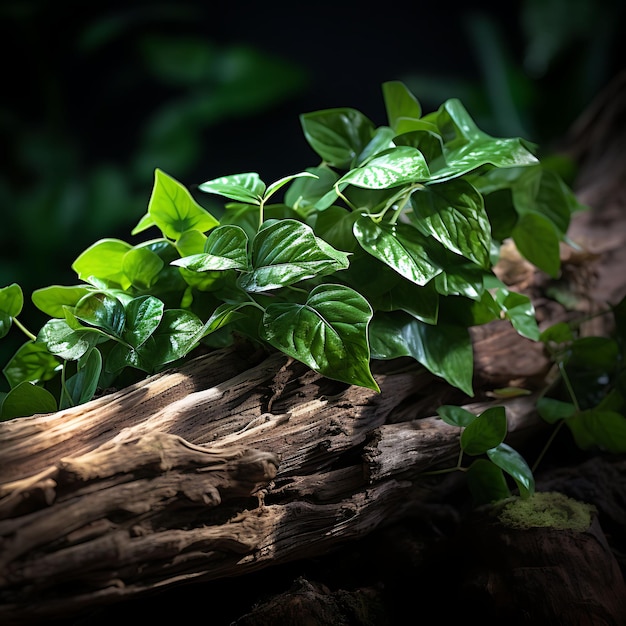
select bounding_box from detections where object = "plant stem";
[13,317,37,342]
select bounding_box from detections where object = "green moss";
[496,491,596,531]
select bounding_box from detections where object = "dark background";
[1,0,624,386]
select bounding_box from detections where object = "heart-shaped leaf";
[239,219,349,292]
[261,284,378,390]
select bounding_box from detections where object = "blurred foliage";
[403,0,624,152]
[0,1,308,373]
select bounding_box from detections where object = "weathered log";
[0,341,549,624]
[1,72,626,625]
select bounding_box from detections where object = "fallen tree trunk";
[2,73,626,625]
[0,339,548,623]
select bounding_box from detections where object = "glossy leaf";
[261,284,378,390]
[199,172,265,204]
[239,219,349,292]
[460,406,507,455]
[134,309,203,370]
[74,293,125,338]
[487,442,535,498]
[172,224,250,272]
[1,381,57,421]
[354,218,441,286]
[300,107,376,168]
[369,312,473,396]
[410,179,491,268]
[38,319,102,361]
[337,146,430,190]
[429,99,539,180]
[123,296,164,348]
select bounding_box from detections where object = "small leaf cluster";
[436,405,535,506]
[0,81,584,420]
[536,296,626,456]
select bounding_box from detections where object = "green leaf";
[437,405,477,427]
[512,212,561,277]
[285,166,340,214]
[122,246,164,290]
[261,284,378,391]
[32,285,92,318]
[312,206,361,253]
[368,275,439,325]
[264,172,319,202]
[512,166,579,236]
[2,341,61,387]
[200,302,250,336]
[536,397,576,424]
[540,321,574,344]
[74,293,125,338]
[382,80,422,131]
[356,127,396,166]
[429,99,539,180]
[460,406,507,455]
[1,381,58,421]
[369,312,473,395]
[198,172,265,204]
[142,168,219,239]
[239,219,350,292]
[72,239,134,289]
[300,107,376,168]
[175,229,207,257]
[123,296,164,348]
[135,309,203,370]
[61,348,102,409]
[38,319,102,361]
[492,285,540,340]
[0,283,24,339]
[172,225,250,272]
[0,284,23,321]
[354,218,441,286]
[487,442,535,498]
[410,179,491,268]
[466,459,511,505]
[337,146,430,190]
[568,409,626,453]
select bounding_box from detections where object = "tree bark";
[1,72,626,625]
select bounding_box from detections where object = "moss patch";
[497,491,596,531]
